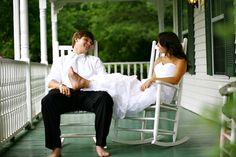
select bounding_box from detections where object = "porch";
[1,0,235,156]
[0,58,221,157]
[0,108,220,157]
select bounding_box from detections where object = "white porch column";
[51,2,59,62]
[13,0,20,60]
[156,0,164,32]
[94,40,98,57]
[39,0,48,64]
[173,0,178,34]
[20,0,29,62]
[20,0,32,125]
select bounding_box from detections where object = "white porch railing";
[0,59,49,145]
[104,62,149,80]
[0,58,149,145]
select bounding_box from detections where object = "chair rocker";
[60,111,96,144]
[112,38,189,147]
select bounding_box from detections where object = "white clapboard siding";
[180,10,236,119]
[182,74,236,118]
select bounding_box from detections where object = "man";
[41,30,113,157]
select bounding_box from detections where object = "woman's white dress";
[84,62,177,119]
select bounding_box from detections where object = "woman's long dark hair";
[157,32,191,71]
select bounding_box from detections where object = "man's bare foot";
[68,67,90,90]
[96,146,110,157]
[47,148,61,157]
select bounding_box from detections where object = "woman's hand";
[140,79,154,91]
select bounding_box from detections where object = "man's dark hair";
[72,30,94,48]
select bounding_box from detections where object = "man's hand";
[59,84,71,97]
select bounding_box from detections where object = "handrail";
[0,58,150,145]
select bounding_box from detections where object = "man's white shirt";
[47,53,106,88]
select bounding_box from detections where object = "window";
[205,0,235,76]
[181,1,188,36]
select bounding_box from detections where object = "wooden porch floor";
[0,108,221,157]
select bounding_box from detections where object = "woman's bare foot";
[47,148,61,157]
[68,67,90,90]
[96,146,109,157]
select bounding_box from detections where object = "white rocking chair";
[58,41,98,144]
[219,82,236,157]
[112,38,189,146]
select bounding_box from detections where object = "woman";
[69,32,189,119]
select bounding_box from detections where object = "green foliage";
[58,1,161,62]
[200,89,236,157]
[0,0,14,58]
[1,0,174,63]
[28,0,40,62]
[222,91,236,121]
[0,0,52,62]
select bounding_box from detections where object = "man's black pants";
[41,89,113,150]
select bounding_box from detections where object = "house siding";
[181,7,236,119]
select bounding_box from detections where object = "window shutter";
[187,4,195,74]
[177,0,182,38]
[205,0,213,75]
[224,0,235,76]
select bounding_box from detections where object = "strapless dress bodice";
[154,62,176,77]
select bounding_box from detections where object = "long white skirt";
[83,73,175,119]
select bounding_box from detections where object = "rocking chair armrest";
[219,81,236,96]
[155,80,179,90]
[228,87,236,93]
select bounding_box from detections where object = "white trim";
[51,2,59,61]
[212,14,224,22]
[13,0,20,60]
[20,0,29,62]
[39,0,48,64]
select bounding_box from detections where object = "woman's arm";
[140,74,157,91]
[140,59,187,91]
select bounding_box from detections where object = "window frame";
[205,0,235,76]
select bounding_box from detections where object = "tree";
[1,0,174,63]
[0,0,14,58]
[58,1,160,62]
